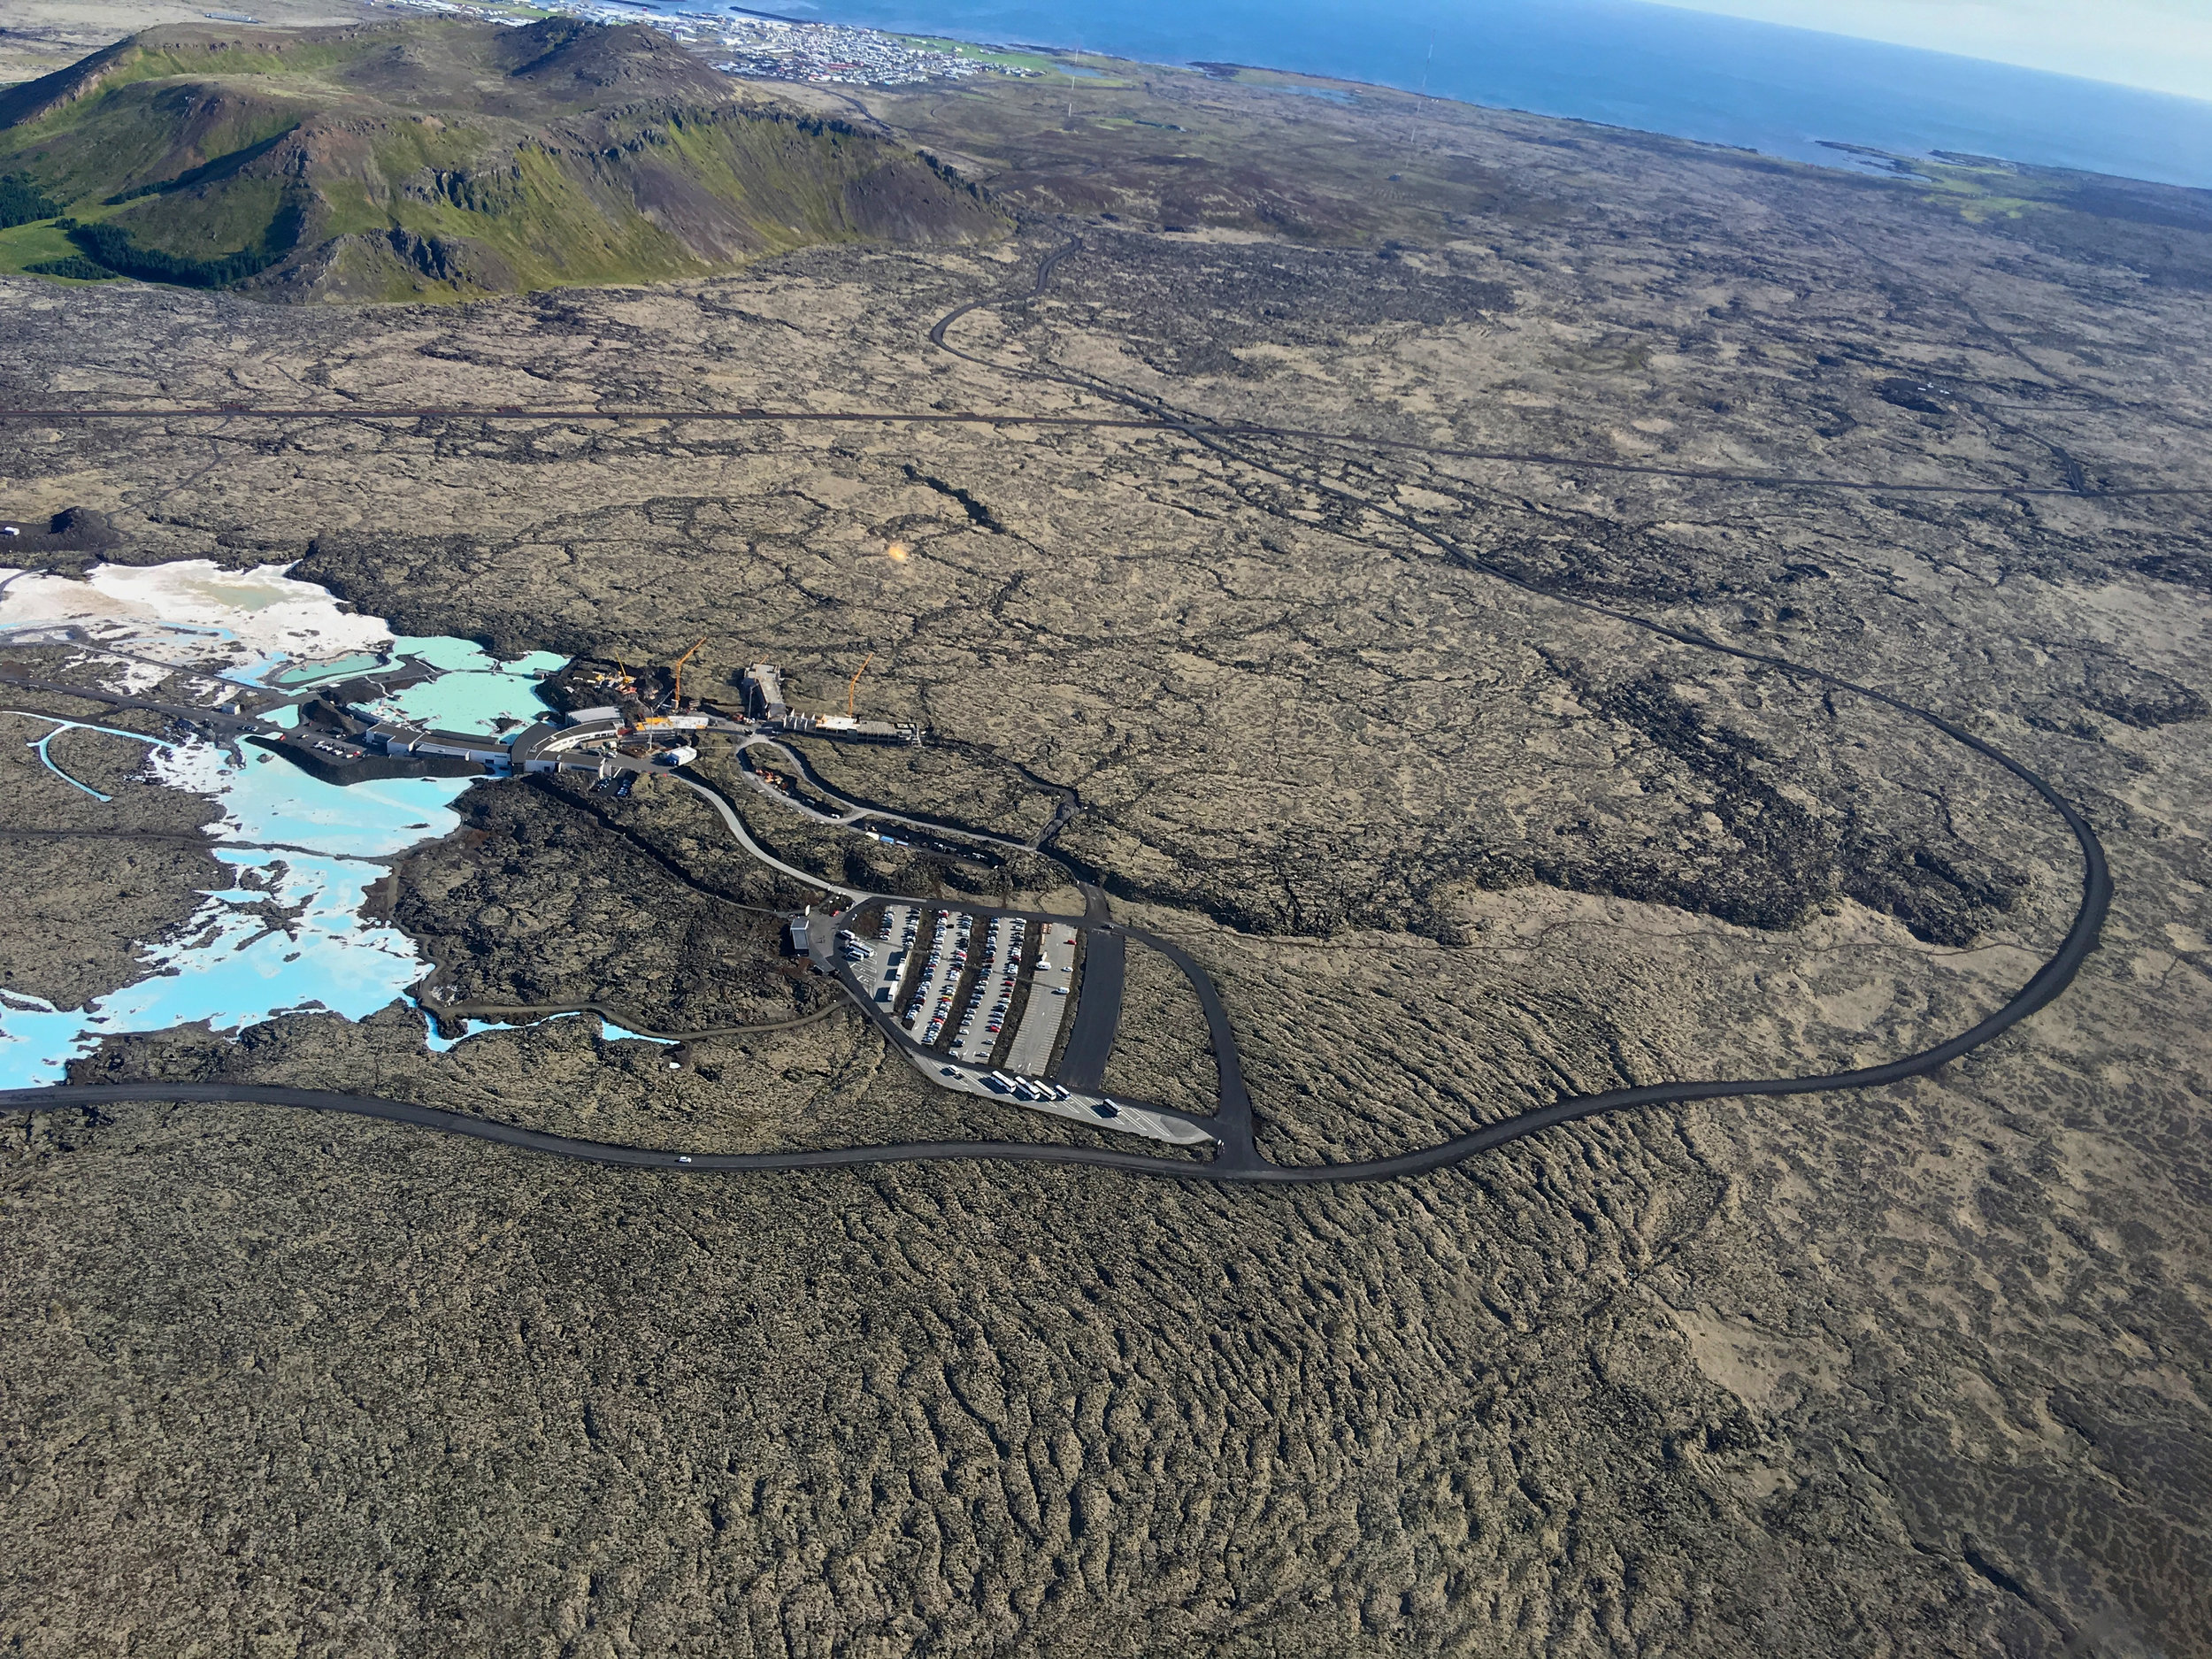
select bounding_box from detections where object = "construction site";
[266,641,1206,1144]
[275,646,921,787]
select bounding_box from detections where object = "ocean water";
[701,0,2212,188]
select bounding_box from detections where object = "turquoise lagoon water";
[0,846,459,1083]
[424,1010,584,1051]
[423,1013,682,1051]
[0,628,585,1087]
[272,653,385,687]
[19,714,180,801]
[367,638,570,737]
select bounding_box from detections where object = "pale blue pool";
[0,625,571,1087]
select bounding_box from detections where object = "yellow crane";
[670,638,705,707]
[847,652,874,718]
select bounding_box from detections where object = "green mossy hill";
[0,18,1007,298]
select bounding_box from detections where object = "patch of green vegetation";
[1894,150,2212,287]
[2,81,319,211]
[364,139,679,289]
[314,176,391,241]
[0,17,1006,297]
[49,35,375,107]
[1906,157,2042,222]
[0,217,83,274]
[891,35,1128,81]
[102,174,293,257]
[26,254,119,280]
[1837,150,2104,227]
[360,116,500,184]
[63,193,302,286]
[901,37,1060,73]
[102,115,307,205]
[1056,61,1140,86]
[649,108,872,240]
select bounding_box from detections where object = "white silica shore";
[0,560,565,1087]
[0,560,395,691]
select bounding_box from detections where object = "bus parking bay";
[833,902,1207,1147]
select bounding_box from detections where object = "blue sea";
[689,0,2212,189]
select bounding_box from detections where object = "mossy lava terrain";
[3,39,2210,1659]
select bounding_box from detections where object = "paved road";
[0,663,2106,1185]
[817,905,1220,1144]
[0,699,2107,1183]
[670,773,870,902]
[0,671,282,737]
[1053,926,1123,1092]
[0,245,2115,1181]
[735,734,1033,853]
[734,734,1035,849]
[0,795,2098,1182]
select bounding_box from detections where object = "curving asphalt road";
[669,772,871,902]
[0,242,2115,1182]
[734,733,1034,853]
[0,725,2107,1184]
[1052,926,1123,1093]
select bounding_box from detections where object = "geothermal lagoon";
[0,560,571,1087]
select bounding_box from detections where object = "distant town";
[708,15,1045,87]
[362,0,1047,88]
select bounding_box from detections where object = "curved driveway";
[0,247,2116,1182]
[0,733,2106,1183]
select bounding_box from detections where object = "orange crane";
[847,652,874,718]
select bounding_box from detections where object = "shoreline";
[645,0,2212,189]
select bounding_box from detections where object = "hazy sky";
[1654,0,2212,102]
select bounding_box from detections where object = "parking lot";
[1004,922,1079,1074]
[899,909,968,1044]
[949,914,1025,1063]
[862,902,918,1010]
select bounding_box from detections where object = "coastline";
[660,0,2212,188]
